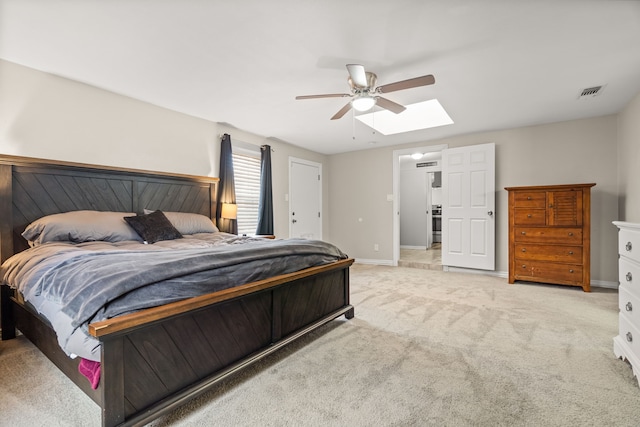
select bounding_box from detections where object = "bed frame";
[0,154,354,427]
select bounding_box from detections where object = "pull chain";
[369,107,377,142]
[352,108,356,140]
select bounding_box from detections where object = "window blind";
[232,152,261,235]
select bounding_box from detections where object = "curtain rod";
[218,134,275,152]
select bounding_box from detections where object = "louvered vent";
[578,85,605,99]
[417,161,438,168]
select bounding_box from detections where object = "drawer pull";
[568,232,573,236]
[626,302,633,312]
[527,214,532,218]
[627,332,633,343]
[626,272,633,282]
[521,248,526,252]
[626,242,633,252]
[568,251,574,255]
[569,269,574,273]
[521,231,526,235]
[527,196,531,200]
[521,264,527,269]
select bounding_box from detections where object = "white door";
[290,158,322,239]
[442,143,495,270]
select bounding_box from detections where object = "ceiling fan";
[295,64,435,120]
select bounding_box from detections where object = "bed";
[0,154,354,427]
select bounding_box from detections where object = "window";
[232,151,261,236]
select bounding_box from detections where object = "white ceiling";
[2,1,639,155]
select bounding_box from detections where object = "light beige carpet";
[1,264,639,426]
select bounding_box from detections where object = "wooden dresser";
[505,183,595,292]
[613,221,640,386]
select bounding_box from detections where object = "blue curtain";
[256,144,274,235]
[216,134,237,234]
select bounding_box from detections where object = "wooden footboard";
[5,258,354,427]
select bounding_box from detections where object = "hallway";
[398,243,442,270]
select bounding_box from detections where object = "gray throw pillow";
[124,210,183,244]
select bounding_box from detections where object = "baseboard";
[354,258,394,266]
[591,280,618,290]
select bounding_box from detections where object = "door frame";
[393,144,448,266]
[288,156,322,239]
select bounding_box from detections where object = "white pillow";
[22,210,142,245]
[143,210,218,235]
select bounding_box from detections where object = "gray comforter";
[0,233,347,360]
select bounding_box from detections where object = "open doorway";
[392,144,447,268]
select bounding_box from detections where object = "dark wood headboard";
[0,155,219,263]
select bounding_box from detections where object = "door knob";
[487,211,493,216]
[292,219,297,224]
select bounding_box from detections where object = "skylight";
[355,99,453,135]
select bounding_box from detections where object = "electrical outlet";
[374,243,379,251]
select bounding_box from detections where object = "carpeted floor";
[1,264,639,426]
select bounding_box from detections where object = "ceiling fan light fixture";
[295,64,435,120]
[351,96,377,112]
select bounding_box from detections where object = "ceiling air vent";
[577,85,606,99]
[417,161,438,168]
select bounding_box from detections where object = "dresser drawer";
[514,243,582,263]
[620,285,640,325]
[514,209,546,225]
[514,227,582,244]
[513,192,546,208]
[619,227,640,264]
[618,314,640,361]
[514,260,583,284]
[619,256,640,293]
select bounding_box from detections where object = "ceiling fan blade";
[376,97,406,114]
[296,93,350,100]
[377,74,435,93]
[346,64,368,88]
[331,102,352,120]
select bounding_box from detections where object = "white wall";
[0,59,327,240]
[618,91,640,222]
[328,116,620,284]
[328,147,394,261]
[0,60,219,176]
